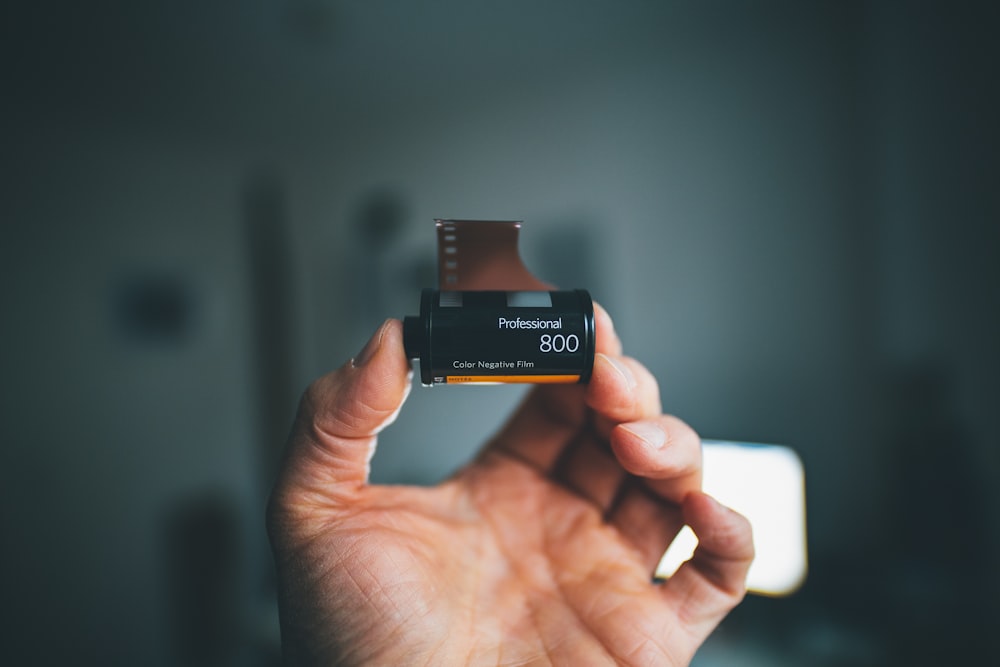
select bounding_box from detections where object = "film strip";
[436,219,551,292]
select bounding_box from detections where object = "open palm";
[268,311,753,666]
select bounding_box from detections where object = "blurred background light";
[656,442,808,597]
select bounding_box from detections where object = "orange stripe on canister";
[446,375,581,384]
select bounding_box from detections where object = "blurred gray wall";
[2,1,997,665]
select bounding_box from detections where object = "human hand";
[267,307,753,665]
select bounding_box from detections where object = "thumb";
[271,319,412,519]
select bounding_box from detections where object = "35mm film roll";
[404,288,595,385]
[403,219,596,386]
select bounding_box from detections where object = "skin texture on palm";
[267,307,754,666]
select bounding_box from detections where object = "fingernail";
[600,353,637,390]
[353,320,390,368]
[595,303,623,354]
[603,306,618,338]
[622,421,666,449]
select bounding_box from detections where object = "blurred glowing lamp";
[655,441,807,597]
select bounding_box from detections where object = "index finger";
[477,302,621,471]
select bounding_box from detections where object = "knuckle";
[660,416,702,468]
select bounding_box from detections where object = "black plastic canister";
[403,289,595,386]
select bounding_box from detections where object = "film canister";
[403,219,596,386]
[403,289,595,386]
